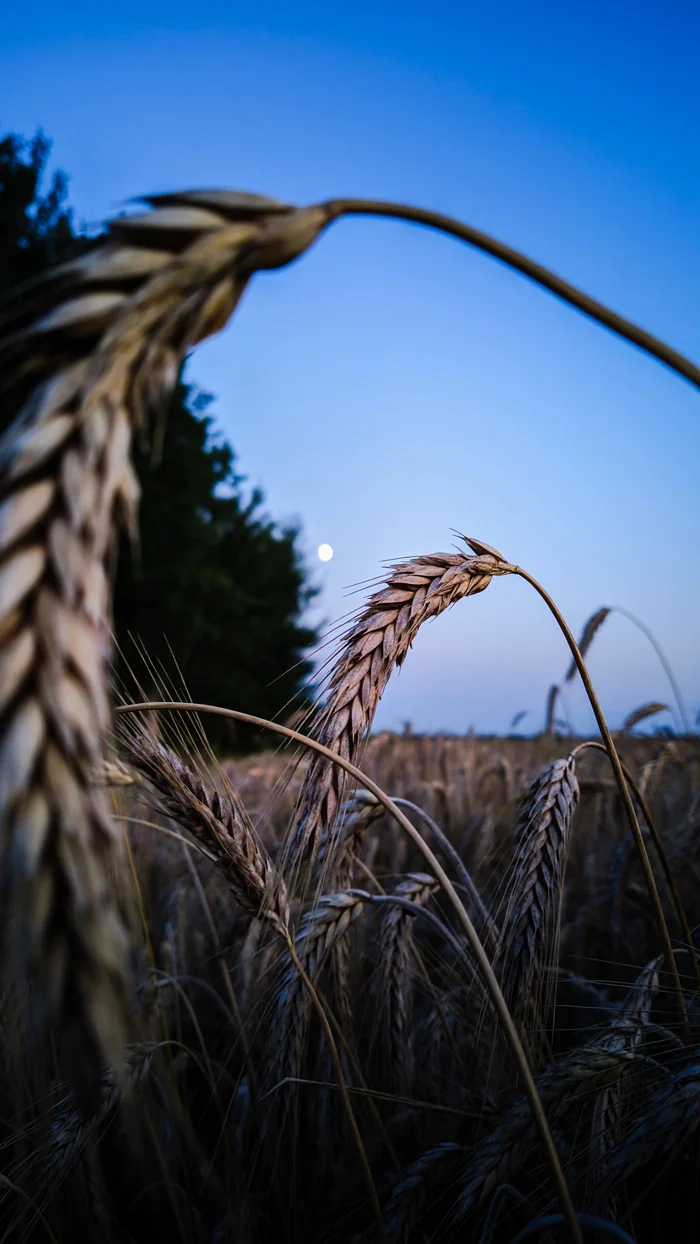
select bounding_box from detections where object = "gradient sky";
[1,1,698,734]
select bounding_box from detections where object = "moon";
[317,543,334,562]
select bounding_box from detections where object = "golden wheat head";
[0,189,331,1103]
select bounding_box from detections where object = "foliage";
[114,382,319,747]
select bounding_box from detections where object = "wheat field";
[0,187,698,1243]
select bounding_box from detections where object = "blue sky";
[2,1,698,734]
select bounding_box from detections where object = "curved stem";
[369,894,476,964]
[322,199,700,393]
[611,605,690,735]
[571,739,700,984]
[116,699,582,1244]
[513,569,691,1044]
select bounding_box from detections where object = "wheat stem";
[322,199,700,392]
[116,698,583,1244]
[571,739,700,984]
[513,566,691,1045]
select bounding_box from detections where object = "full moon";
[317,543,334,562]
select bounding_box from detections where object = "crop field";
[2,723,696,1244]
[0,186,697,1244]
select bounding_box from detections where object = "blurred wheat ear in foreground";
[0,190,331,1104]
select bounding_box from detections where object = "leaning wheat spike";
[496,756,579,1031]
[381,1023,639,1242]
[129,733,289,934]
[0,191,329,1099]
[565,608,611,681]
[589,959,660,1210]
[376,873,440,1096]
[383,1142,464,1244]
[448,1022,641,1233]
[622,701,670,733]
[287,543,511,872]
[270,889,368,1092]
[592,1056,700,1210]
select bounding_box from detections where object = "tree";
[113,381,319,748]
[0,130,319,749]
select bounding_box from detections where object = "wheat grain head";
[0,191,329,1101]
[287,543,512,874]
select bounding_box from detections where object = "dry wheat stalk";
[287,541,512,871]
[0,191,329,1098]
[496,756,579,1027]
[128,733,289,934]
[375,873,440,1095]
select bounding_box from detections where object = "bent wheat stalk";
[358,790,496,946]
[117,698,583,1244]
[320,198,700,392]
[289,543,511,871]
[566,605,690,734]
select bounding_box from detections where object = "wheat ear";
[288,542,511,871]
[497,756,579,1028]
[449,1022,642,1231]
[592,1055,700,1210]
[271,889,368,1091]
[375,873,440,1095]
[128,733,289,934]
[589,958,660,1214]
[0,192,329,1098]
[381,1024,639,1242]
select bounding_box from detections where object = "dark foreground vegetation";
[2,727,698,1243]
